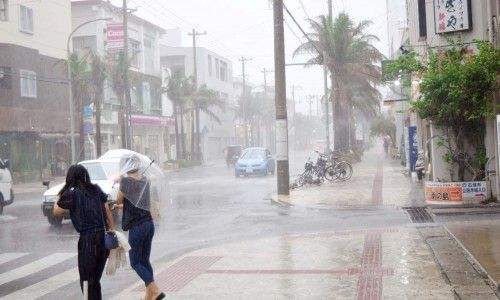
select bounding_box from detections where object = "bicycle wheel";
[292,173,305,188]
[336,161,353,181]
[324,165,337,181]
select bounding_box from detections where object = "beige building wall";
[0,0,71,59]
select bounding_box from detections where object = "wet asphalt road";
[0,154,412,299]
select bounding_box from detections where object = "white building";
[385,0,410,166]
[406,0,500,195]
[71,0,173,163]
[161,41,235,161]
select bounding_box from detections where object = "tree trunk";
[331,76,349,152]
[195,106,201,160]
[190,110,195,160]
[78,96,85,160]
[95,85,103,157]
[180,107,186,159]
[118,92,127,149]
[174,104,181,160]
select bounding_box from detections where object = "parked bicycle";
[291,150,353,189]
[328,151,353,182]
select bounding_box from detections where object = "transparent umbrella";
[118,152,166,222]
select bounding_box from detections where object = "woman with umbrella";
[115,153,165,300]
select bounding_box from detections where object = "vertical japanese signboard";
[434,0,472,34]
[106,23,124,52]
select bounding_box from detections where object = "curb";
[444,225,499,294]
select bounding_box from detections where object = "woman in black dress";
[53,164,115,300]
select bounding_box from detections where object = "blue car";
[235,147,275,177]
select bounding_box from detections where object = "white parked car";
[41,150,137,226]
[0,159,13,215]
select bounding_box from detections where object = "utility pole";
[188,29,207,160]
[324,0,333,154]
[122,0,132,149]
[240,57,252,147]
[273,0,289,195]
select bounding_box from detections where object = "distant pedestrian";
[383,134,392,157]
[115,154,165,300]
[53,165,115,300]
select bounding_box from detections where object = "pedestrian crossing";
[0,253,28,265]
[0,252,77,299]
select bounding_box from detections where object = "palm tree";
[69,53,91,160]
[107,53,128,148]
[166,71,194,160]
[294,13,383,151]
[89,52,106,157]
[189,84,226,158]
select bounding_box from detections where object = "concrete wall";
[0,0,71,59]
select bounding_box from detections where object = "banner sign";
[434,0,472,34]
[408,126,418,172]
[130,115,174,127]
[106,23,124,52]
[425,181,487,203]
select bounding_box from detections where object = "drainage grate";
[404,207,434,223]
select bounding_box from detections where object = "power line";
[282,4,321,54]
[141,0,242,59]
[284,18,302,44]
[298,0,311,19]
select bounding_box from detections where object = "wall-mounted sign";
[434,0,472,34]
[425,181,487,204]
[106,23,124,52]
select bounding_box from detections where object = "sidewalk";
[112,147,497,299]
[446,220,500,290]
[114,227,456,299]
[273,149,424,209]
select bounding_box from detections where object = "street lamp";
[66,17,112,164]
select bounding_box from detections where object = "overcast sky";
[118,0,390,113]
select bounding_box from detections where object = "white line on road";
[0,253,29,265]
[0,215,17,223]
[0,253,76,286]
[1,267,79,300]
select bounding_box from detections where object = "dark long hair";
[58,164,98,197]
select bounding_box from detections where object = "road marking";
[0,215,17,222]
[0,253,75,286]
[0,253,29,265]
[1,267,78,300]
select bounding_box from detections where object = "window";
[129,39,141,68]
[19,5,33,34]
[19,69,36,98]
[143,34,155,74]
[219,61,228,81]
[73,36,97,54]
[0,0,8,21]
[207,55,212,76]
[215,58,220,79]
[142,81,151,114]
[0,66,12,89]
[417,0,427,38]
